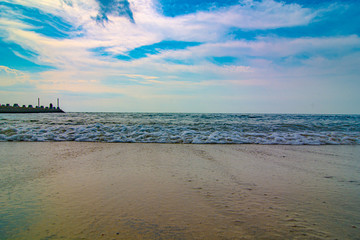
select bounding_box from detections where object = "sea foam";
[0,113,359,144]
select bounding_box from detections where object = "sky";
[0,0,359,113]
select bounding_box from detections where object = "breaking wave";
[0,112,359,144]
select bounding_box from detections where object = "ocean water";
[0,112,359,144]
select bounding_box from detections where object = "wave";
[0,113,359,144]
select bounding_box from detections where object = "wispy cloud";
[0,65,25,76]
[0,66,29,86]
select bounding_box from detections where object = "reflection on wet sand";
[1,143,360,239]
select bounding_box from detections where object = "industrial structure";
[0,98,65,113]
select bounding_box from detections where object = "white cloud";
[0,66,24,76]
[188,0,315,30]
[0,66,29,86]
[0,0,321,66]
[121,0,317,44]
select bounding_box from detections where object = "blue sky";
[0,0,359,113]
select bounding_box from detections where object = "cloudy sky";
[0,0,359,113]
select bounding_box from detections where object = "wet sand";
[1,143,360,239]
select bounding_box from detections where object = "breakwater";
[0,104,64,113]
[1,99,64,113]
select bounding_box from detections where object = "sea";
[0,112,359,144]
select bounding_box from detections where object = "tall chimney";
[57,98,59,109]
[38,98,40,107]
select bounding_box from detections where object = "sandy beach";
[1,143,359,239]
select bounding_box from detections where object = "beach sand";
[1,143,360,239]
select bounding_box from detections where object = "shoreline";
[1,143,359,239]
[2,140,360,145]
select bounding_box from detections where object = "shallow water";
[1,113,360,144]
[1,143,360,239]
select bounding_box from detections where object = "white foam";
[0,113,359,144]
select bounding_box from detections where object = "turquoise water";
[0,113,359,144]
